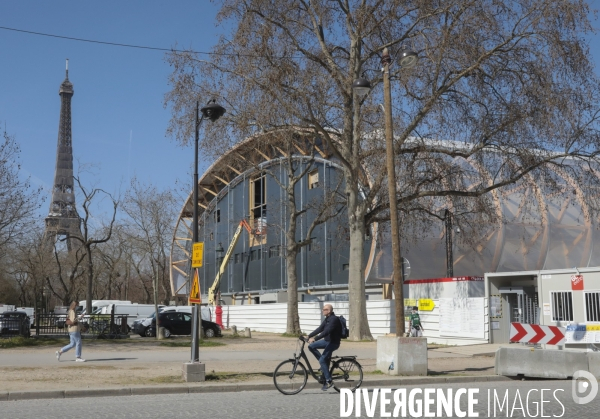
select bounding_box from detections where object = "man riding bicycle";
[307,303,342,391]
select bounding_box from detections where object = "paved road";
[2,380,598,418]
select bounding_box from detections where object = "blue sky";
[0,1,223,219]
[2,1,600,221]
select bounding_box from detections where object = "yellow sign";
[404,299,417,307]
[418,299,435,311]
[189,269,201,304]
[192,242,204,268]
[587,325,600,332]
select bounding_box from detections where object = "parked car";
[132,310,159,337]
[144,311,222,338]
[0,311,31,337]
[132,306,214,337]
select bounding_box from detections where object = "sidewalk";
[0,333,506,401]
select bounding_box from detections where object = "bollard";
[158,327,166,340]
[244,327,252,338]
[231,325,238,336]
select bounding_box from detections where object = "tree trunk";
[285,180,301,335]
[345,179,372,341]
[285,229,301,334]
[86,245,94,316]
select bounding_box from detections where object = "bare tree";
[166,1,600,339]
[0,127,42,253]
[72,177,119,317]
[96,226,128,300]
[122,179,178,335]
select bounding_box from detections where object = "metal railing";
[33,314,129,339]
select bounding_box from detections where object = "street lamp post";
[190,99,225,364]
[353,46,417,336]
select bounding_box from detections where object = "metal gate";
[500,286,539,325]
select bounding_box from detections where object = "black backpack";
[339,315,349,339]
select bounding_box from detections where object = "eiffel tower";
[44,59,82,251]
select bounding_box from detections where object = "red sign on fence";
[571,274,584,291]
[510,322,565,345]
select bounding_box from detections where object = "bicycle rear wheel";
[330,358,363,393]
[273,359,308,395]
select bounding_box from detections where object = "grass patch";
[159,340,225,347]
[370,370,385,375]
[0,337,67,349]
[205,370,273,381]
[205,372,252,381]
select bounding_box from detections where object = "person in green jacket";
[410,306,424,337]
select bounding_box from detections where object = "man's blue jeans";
[308,339,339,382]
[61,332,82,358]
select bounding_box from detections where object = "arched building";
[170,133,600,304]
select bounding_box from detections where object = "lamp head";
[399,47,418,68]
[201,100,226,122]
[352,77,371,97]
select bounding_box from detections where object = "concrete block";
[65,388,130,398]
[8,390,64,400]
[244,327,252,338]
[182,361,205,382]
[495,347,588,379]
[376,336,427,376]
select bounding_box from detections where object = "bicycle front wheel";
[273,359,308,395]
[330,358,363,393]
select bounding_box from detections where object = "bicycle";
[273,336,363,395]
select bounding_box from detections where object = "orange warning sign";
[189,269,201,304]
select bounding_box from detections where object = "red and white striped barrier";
[509,322,565,345]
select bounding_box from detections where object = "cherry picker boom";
[207,219,253,305]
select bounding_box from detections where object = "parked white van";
[78,300,132,315]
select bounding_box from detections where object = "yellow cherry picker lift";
[208,219,254,327]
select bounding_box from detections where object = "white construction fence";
[216,298,489,346]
